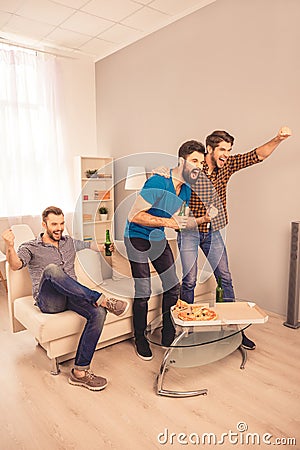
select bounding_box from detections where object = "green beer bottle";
[105,229,112,256]
[177,200,186,232]
[216,276,224,302]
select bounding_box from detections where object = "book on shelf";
[97,173,112,178]
[83,214,93,222]
[94,190,110,200]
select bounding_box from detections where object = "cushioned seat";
[101,275,171,298]
[6,229,214,375]
[13,282,162,344]
[14,297,86,344]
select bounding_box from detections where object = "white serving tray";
[171,302,268,327]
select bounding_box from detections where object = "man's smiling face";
[182,151,204,184]
[208,140,232,169]
[42,213,65,242]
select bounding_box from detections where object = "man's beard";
[182,163,200,185]
[211,152,220,168]
[46,228,62,241]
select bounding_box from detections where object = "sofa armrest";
[6,262,31,332]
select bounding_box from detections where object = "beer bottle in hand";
[177,201,186,232]
[216,276,224,302]
[105,229,112,256]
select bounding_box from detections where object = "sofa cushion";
[101,275,165,298]
[13,275,163,343]
[74,248,103,288]
[14,296,86,344]
[111,241,131,280]
[111,240,156,280]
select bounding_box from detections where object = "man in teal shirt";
[124,140,208,360]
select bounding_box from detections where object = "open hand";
[151,166,170,178]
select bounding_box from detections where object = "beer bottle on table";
[105,229,112,256]
[177,201,186,232]
[216,276,224,302]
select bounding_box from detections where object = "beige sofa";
[6,238,214,375]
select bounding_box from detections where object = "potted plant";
[99,206,108,221]
[85,169,98,178]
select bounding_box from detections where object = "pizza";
[173,302,217,322]
[177,307,217,321]
[173,299,190,312]
[173,299,217,321]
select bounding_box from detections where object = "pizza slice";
[177,306,217,322]
[173,299,190,312]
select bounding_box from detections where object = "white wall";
[95,0,300,316]
[59,57,97,161]
[58,57,98,234]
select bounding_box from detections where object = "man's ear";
[178,156,185,167]
[41,221,46,230]
[207,145,213,154]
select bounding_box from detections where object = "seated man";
[124,140,209,360]
[2,206,129,391]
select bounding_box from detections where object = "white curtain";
[0,44,73,218]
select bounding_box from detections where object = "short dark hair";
[206,130,234,150]
[42,206,64,222]
[178,140,206,159]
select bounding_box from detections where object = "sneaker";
[105,298,129,316]
[135,337,153,361]
[68,369,108,391]
[242,332,256,350]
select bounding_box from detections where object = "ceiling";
[0,0,216,62]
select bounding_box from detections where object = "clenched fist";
[172,213,189,230]
[277,126,292,140]
[2,229,15,248]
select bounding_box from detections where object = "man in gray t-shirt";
[2,206,129,391]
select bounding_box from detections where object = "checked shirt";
[189,149,262,232]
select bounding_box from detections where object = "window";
[0,44,72,217]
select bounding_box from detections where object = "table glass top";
[145,300,251,349]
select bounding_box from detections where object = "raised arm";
[128,194,187,230]
[2,229,23,270]
[256,126,292,161]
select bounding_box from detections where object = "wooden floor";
[0,281,299,450]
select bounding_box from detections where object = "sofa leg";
[50,358,60,375]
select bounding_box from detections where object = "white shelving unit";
[73,156,114,243]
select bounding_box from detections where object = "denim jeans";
[124,237,180,339]
[177,228,235,303]
[37,264,107,370]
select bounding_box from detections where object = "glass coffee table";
[145,300,254,398]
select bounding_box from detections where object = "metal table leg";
[238,345,247,370]
[156,330,208,397]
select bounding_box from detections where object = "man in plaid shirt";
[178,126,292,349]
[156,126,291,350]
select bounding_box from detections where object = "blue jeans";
[37,264,107,370]
[124,237,179,339]
[177,228,234,303]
